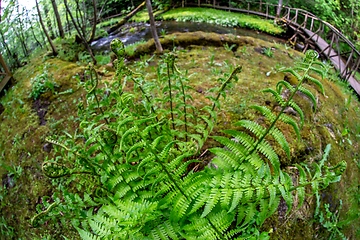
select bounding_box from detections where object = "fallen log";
[107,1,145,34]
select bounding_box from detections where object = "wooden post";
[310,18,314,31]
[0,52,13,92]
[342,49,354,78]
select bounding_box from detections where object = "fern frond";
[305,75,325,95]
[288,99,304,127]
[298,86,317,111]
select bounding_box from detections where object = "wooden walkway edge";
[0,52,12,92]
[301,28,360,94]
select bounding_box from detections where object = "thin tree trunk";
[64,0,97,65]
[36,0,58,56]
[82,0,87,36]
[37,19,48,49]
[75,0,86,36]
[9,18,28,57]
[108,1,146,34]
[88,0,97,43]
[66,10,71,34]
[30,23,43,48]
[44,6,55,39]
[51,0,65,38]
[276,0,283,18]
[145,0,163,53]
[0,30,19,67]
[97,0,109,21]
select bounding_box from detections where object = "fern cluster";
[33,40,346,239]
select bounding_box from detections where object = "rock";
[43,143,53,153]
[0,102,4,115]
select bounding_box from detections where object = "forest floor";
[0,12,360,240]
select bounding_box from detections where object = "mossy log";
[131,31,255,58]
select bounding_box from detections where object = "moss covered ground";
[0,31,360,239]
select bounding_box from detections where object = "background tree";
[35,0,57,56]
[145,0,163,52]
[50,0,65,38]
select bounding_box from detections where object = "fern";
[34,41,346,240]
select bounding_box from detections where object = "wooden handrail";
[0,52,13,92]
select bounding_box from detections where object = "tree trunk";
[75,0,86,36]
[44,6,55,39]
[88,0,98,43]
[145,0,163,53]
[66,10,71,34]
[30,23,43,48]
[8,18,28,57]
[64,0,97,65]
[0,29,19,68]
[276,0,283,18]
[51,0,65,38]
[108,1,146,34]
[97,0,109,21]
[35,0,58,56]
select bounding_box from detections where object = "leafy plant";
[263,47,274,57]
[28,64,58,100]
[223,43,236,52]
[318,200,347,240]
[33,41,346,239]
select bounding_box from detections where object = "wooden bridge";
[0,52,12,92]
[186,0,360,95]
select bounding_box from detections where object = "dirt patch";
[32,98,50,126]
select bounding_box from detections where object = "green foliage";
[318,200,347,240]
[33,40,346,239]
[263,47,274,58]
[28,64,58,100]
[124,40,147,57]
[94,54,111,65]
[157,7,284,35]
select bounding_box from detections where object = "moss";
[1,33,360,239]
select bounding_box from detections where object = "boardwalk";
[301,28,360,95]
[188,2,360,96]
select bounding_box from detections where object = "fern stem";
[167,63,176,131]
[179,76,188,141]
[93,92,109,125]
[205,66,242,130]
[130,76,159,122]
[247,61,313,158]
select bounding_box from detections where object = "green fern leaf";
[306,75,325,95]
[76,227,101,240]
[270,127,290,158]
[250,105,276,122]
[288,100,304,127]
[298,86,317,111]
[201,188,221,218]
[279,114,300,140]
[235,120,266,138]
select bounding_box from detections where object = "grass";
[154,7,285,35]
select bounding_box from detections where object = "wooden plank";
[0,74,11,92]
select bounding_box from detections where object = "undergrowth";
[32,40,346,239]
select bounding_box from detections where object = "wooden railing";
[0,52,13,92]
[186,0,360,94]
